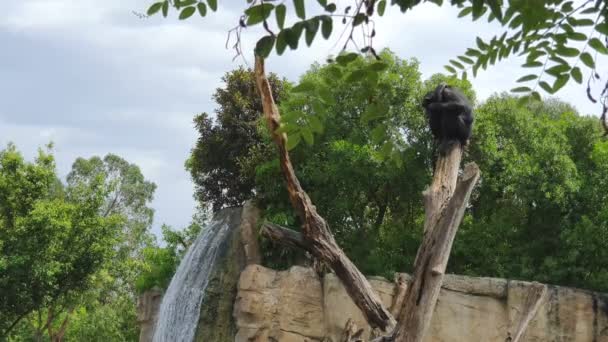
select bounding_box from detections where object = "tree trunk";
[254,56,394,332]
[392,155,480,342]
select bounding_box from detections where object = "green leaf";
[308,116,324,133]
[305,18,319,46]
[522,61,543,68]
[162,0,169,17]
[371,125,387,143]
[579,52,595,68]
[517,95,531,107]
[197,2,207,16]
[458,7,472,18]
[294,0,306,19]
[292,81,316,93]
[275,123,297,135]
[458,55,475,64]
[353,13,366,26]
[319,89,336,105]
[301,127,314,145]
[317,0,327,6]
[378,0,387,16]
[581,7,598,14]
[589,38,608,55]
[567,32,587,41]
[320,16,332,39]
[450,59,465,69]
[346,70,366,82]
[466,48,481,57]
[487,0,503,21]
[553,74,569,92]
[596,23,608,35]
[555,45,580,57]
[286,23,304,49]
[276,30,288,55]
[180,0,197,6]
[471,0,483,18]
[531,91,541,101]
[245,4,274,26]
[476,37,488,50]
[147,2,163,16]
[179,6,196,19]
[207,0,217,11]
[327,65,343,79]
[546,64,570,77]
[286,133,301,150]
[369,61,389,72]
[539,81,553,94]
[325,3,337,13]
[362,103,386,123]
[574,18,594,26]
[276,4,286,29]
[570,67,582,84]
[255,35,275,58]
[444,65,456,73]
[511,86,532,93]
[336,52,359,66]
[517,74,537,82]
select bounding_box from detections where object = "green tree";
[450,94,608,291]
[0,144,122,337]
[187,67,288,212]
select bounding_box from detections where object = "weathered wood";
[393,155,481,342]
[341,318,365,342]
[262,222,310,251]
[422,144,461,235]
[390,274,409,317]
[508,282,548,342]
[254,56,394,331]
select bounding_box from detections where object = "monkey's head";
[422,83,469,108]
[422,83,446,108]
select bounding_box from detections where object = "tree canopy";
[188,52,608,292]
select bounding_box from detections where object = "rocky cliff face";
[234,264,608,342]
[140,204,608,341]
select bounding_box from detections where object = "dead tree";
[255,56,540,342]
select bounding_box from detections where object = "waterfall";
[153,208,239,342]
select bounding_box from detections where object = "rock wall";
[136,288,163,342]
[234,264,608,342]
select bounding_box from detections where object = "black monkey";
[422,83,474,155]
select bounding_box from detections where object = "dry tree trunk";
[254,56,394,332]
[391,153,480,342]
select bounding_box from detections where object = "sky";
[1,0,605,237]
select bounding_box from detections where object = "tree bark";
[254,56,394,331]
[391,154,480,342]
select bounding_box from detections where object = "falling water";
[153,208,239,342]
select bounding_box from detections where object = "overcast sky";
[1,0,605,237]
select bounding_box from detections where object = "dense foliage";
[189,52,608,292]
[0,145,123,336]
[1,149,158,341]
[187,68,288,212]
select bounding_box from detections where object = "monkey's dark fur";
[422,83,474,155]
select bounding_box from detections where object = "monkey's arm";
[426,101,469,112]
